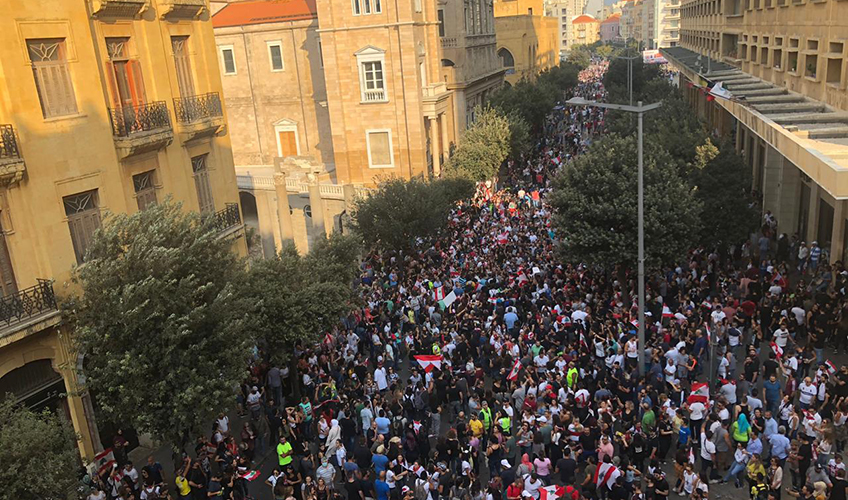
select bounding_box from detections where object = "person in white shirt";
[664,358,677,384]
[799,377,818,409]
[700,429,717,474]
[374,364,388,391]
[773,325,790,348]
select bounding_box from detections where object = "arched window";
[497,48,515,68]
[441,59,456,67]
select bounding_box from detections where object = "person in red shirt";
[506,478,523,500]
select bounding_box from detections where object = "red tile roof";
[572,14,597,24]
[212,0,318,28]
[601,13,621,23]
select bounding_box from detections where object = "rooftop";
[212,0,318,28]
[601,13,621,23]
[572,14,598,23]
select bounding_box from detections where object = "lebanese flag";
[557,315,572,327]
[540,485,566,500]
[93,448,118,478]
[507,359,522,381]
[662,305,674,318]
[593,462,621,489]
[826,360,837,376]
[415,355,443,372]
[239,470,261,481]
[497,233,509,245]
[516,272,529,286]
[771,342,784,359]
[413,420,423,433]
[687,382,709,406]
[433,286,445,301]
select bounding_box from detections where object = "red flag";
[508,359,521,381]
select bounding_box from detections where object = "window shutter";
[128,60,146,106]
[105,61,121,108]
[0,228,17,297]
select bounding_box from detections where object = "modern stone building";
[571,14,600,46]
[663,0,848,261]
[0,0,245,460]
[494,0,559,84]
[641,0,680,49]
[545,0,588,59]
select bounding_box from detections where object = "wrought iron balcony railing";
[0,124,21,160]
[109,101,172,137]
[0,279,58,327]
[210,203,241,233]
[173,92,223,125]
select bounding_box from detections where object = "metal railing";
[173,92,223,125]
[0,124,21,160]
[109,101,172,137]
[211,203,241,233]
[0,279,58,327]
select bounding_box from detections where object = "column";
[776,159,801,235]
[429,116,441,177]
[761,144,782,218]
[307,180,327,240]
[831,200,845,263]
[440,112,450,162]
[806,182,821,244]
[736,123,744,155]
[273,172,296,249]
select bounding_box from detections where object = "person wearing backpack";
[751,473,769,500]
[414,471,432,500]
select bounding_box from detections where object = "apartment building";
[0,0,245,460]
[571,14,600,46]
[601,13,622,42]
[494,0,559,84]
[663,0,848,261]
[620,0,643,43]
[641,0,680,48]
[545,0,588,58]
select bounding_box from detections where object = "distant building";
[545,0,589,59]
[494,0,559,84]
[571,14,600,47]
[600,13,622,42]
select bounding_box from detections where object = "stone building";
[571,14,600,46]
[545,0,588,59]
[663,0,848,261]
[600,13,622,42]
[494,0,559,84]
[0,0,245,460]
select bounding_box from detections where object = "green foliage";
[72,199,253,448]
[446,106,511,181]
[603,57,664,105]
[0,400,80,500]
[490,64,579,134]
[351,176,475,251]
[506,111,531,160]
[567,47,592,69]
[690,143,759,247]
[242,233,361,366]
[550,134,702,270]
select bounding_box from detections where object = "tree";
[351,176,475,251]
[690,141,759,247]
[550,135,702,273]
[445,106,511,181]
[506,111,531,160]
[242,234,360,367]
[72,200,253,451]
[490,64,579,135]
[0,400,80,500]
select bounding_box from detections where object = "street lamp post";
[565,97,662,376]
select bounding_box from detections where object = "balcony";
[209,203,242,236]
[441,37,458,48]
[91,0,148,18]
[173,92,225,142]
[362,89,387,103]
[158,0,206,18]
[0,280,61,345]
[109,102,174,160]
[0,125,25,186]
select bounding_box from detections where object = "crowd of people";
[87,60,848,500]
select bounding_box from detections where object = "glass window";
[367,131,392,168]
[220,46,236,75]
[268,42,284,71]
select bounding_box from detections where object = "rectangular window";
[27,38,78,118]
[438,10,446,36]
[360,61,386,102]
[267,41,284,71]
[191,155,215,214]
[374,0,382,13]
[353,0,361,14]
[172,36,195,97]
[133,171,157,211]
[364,0,371,14]
[367,130,393,168]
[63,190,101,265]
[105,37,146,109]
[219,45,236,75]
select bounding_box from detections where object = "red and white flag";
[414,355,443,373]
[593,462,621,489]
[92,448,118,478]
[771,342,784,359]
[662,305,674,318]
[540,485,566,500]
[705,325,711,342]
[239,470,261,481]
[687,382,709,406]
[826,360,837,376]
[433,286,445,301]
[516,272,529,286]
[507,359,522,381]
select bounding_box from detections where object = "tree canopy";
[550,134,702,270]
[242,234,361,367]
[445,106,511,181]
[351,176,475,251]
[72,200,253,449]
[0,400,80,500]
[489,64,579,135]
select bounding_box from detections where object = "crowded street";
[87,61,848,500]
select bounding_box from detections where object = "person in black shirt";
[555,448,577,484]
[832,468,848,500]
[763,352,780,380]
[653,470,670,500]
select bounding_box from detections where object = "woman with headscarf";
[325,419,342,463]
[731,413,752,446]
[517,453,534,478]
